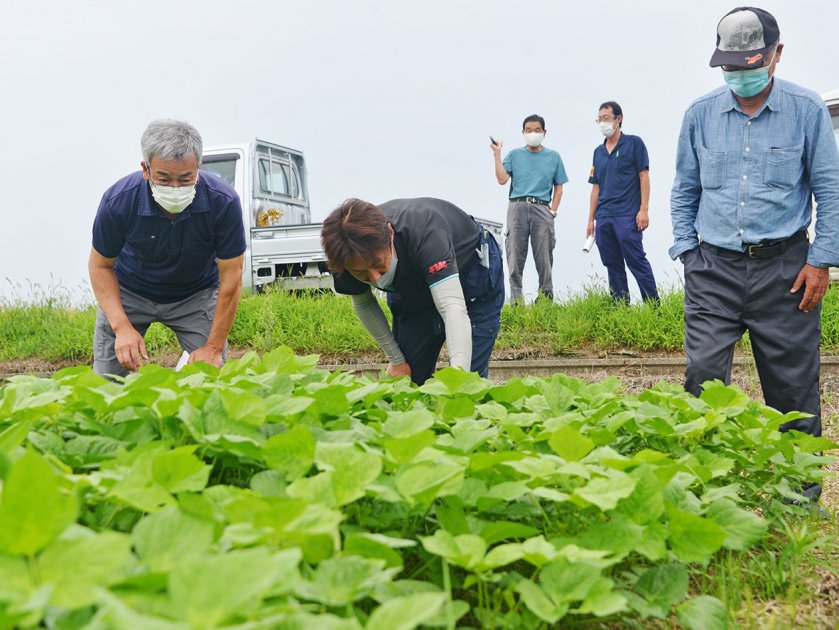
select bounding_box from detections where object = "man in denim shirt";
[670,7,839,500]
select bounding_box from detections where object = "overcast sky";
[1,0,837,304]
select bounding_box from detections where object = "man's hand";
[387,362,412,379]
[189,344,224,368]
[586,219,595,238]
[490,138,503,156]
[114,325,148,371]
[636,208,650,231]
[790,264,830,313]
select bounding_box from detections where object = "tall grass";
[0,285,837,364]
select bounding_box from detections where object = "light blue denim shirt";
[670,78,839,267]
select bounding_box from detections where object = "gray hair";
[141,119,203,165]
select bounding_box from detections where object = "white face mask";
[149,177,198,214]
[523,132,544,148]
[599,121,617,138]
[361,247,398,290]
[374,252,397,289]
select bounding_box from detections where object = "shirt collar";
[601,131,626,150]
[719,79,781,114]
[137,174,209,218]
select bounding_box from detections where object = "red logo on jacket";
[428,261,448,274]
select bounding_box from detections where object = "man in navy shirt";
[89,119,246,376]
[492,114,568,302]
[587,101,658,303]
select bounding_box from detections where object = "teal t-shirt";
[502,147,569,201]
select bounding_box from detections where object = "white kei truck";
[200,139,502,292]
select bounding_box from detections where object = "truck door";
[252,142,310,228]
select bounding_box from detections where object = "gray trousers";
[505,201,556,301]
[93,286,226,377]
[683,235,821,438]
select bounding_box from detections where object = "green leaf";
[515,578,567,623]
[573,475,637,511]
[699,382,749,413]
[263,425,316,480]
[294,556,396,606]
[636,521,669,561]
[536,377,575,414]
[383,431,436,463]
[420,530,486,570]
[667,508,726,563]
[0,421,30,456]
[676,595,729,630]
[488,379,537,404]
[427,367,485,395]
[704,499,767,550]
[396,461,464,506]
[549,425,594,461]
[616,466,665,524]
[381,408,436,438]
[344,533,414,568]
[631,563,689,618]
[219,388,267,426]
[39,529,133,607]
[133,507,215,572]
[478,520,540,546]
[151,446,211,493]
[575,577,627,616]
[169,548,301,627]
[540,558,602,603]
[440,396,476,421]
[312,385,350,416]
[0,449,78,556]
[366,592,447,630]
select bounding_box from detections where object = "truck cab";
[201,140,331,292]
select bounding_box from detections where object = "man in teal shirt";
[492,114,568,301]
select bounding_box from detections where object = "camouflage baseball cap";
[709,7,780,69]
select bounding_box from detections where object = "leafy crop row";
[0,347,834,629]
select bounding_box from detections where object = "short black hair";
[522,114,546,131]
[599,102,623,128]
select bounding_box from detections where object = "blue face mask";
[722,53,775,98]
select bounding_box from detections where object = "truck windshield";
[201,154,238,187]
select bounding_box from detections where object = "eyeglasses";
[596,117,616,124]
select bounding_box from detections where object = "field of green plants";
[1,347,835,628]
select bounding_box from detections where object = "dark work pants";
[388,233,505,385]
[595,215,658,303]
[683,235,822,440]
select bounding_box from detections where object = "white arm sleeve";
[350,290,406,365]
[429,276,472,371]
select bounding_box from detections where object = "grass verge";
[1,285,837,365]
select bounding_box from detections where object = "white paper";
[582,234,596,253]
[175,351,190,371]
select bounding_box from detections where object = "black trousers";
[683,234,822,439]
[387,233,505,385]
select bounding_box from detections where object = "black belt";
[510,196,549,206]
[702,231,808,259]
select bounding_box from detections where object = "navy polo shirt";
[588,133,649,218]
[92,171,246,303]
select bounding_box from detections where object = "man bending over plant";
[89,119,246,377]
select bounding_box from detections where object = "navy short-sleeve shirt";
[92,171,246,303]
[588,133,649,218]
[332,198,481,311]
